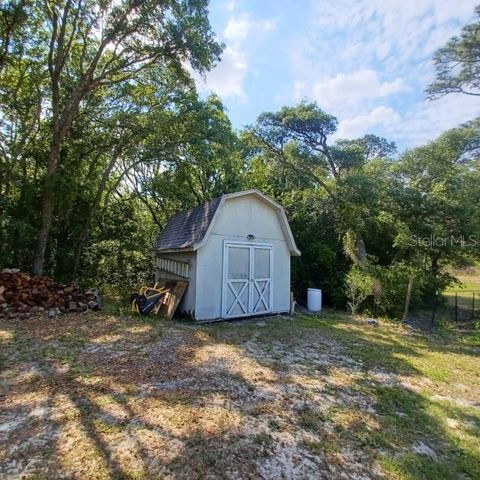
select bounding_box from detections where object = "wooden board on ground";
[153,280,188,319]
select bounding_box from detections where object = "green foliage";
[80,198,156,295]
[427,5,480,98]
[366,263,430,319]
[344,267,374,315]
[0,0,224,275]
[247,100,480,318]
[0,3,479,318]
[287,190,347,307]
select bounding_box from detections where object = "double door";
[222,242,273,318]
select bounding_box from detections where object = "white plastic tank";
[307,288,322,312]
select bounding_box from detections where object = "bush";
[343,262,452,320]
[344,266,374,314]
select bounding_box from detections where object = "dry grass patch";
[0,310,479,479]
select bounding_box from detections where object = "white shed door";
[223,243,272,318]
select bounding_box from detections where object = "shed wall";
[195,195,291,321]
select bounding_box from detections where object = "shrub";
[344,266,374,315]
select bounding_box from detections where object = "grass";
[297,405,328,430]
[0,309,479,479]
[252,432,273,446]
[205,312,480,479]
[446,265,480,290]
[444,266,480,320]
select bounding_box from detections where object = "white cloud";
[197,12,277,101]
[289,0,478,147]
[386,94,480,147]
[224,0,236,12]
[292,0,475,85]
[335,106,401,139]
[224,14,276,42]
[293,80,306,101]
[308,0,475,63]
[199,46,248,100]
[310,70,409,107]
[224,14,252,41]
[334,94,480,146]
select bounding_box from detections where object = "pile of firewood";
[0,269,100,319]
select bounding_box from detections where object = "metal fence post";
[472,292,475,321]
[455,292,458,322]
[431,290,438,328]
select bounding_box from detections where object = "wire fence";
[440,290,479,323]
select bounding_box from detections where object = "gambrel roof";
[154,196,222,251]
[154,189,300,256]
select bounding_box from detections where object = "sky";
[194,0,480,152]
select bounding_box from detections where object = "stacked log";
[0,269,100,319]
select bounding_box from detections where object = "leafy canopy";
[427,5,480,98]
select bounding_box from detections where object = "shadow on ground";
[0,310,479,479]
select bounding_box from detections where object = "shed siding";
[155,251,196,316]
[195,195,291,321]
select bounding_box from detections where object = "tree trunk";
[344,229,368,266]
[32,133,61,276]
[72,217,91,280]
[72,147,122,278]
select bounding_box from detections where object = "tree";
[129,93,241,217]
[383,123,480,302]
[3,0,222,275]
[250,102,338,192]
[247,102,397,265]
[0,0,30,75]
[427,5,480,99]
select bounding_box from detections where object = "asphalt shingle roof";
[154,196,222,251]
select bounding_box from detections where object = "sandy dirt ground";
[0,312,479,479]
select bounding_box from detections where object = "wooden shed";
[154,190,300,322]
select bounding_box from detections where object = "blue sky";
[195,0,480,151]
